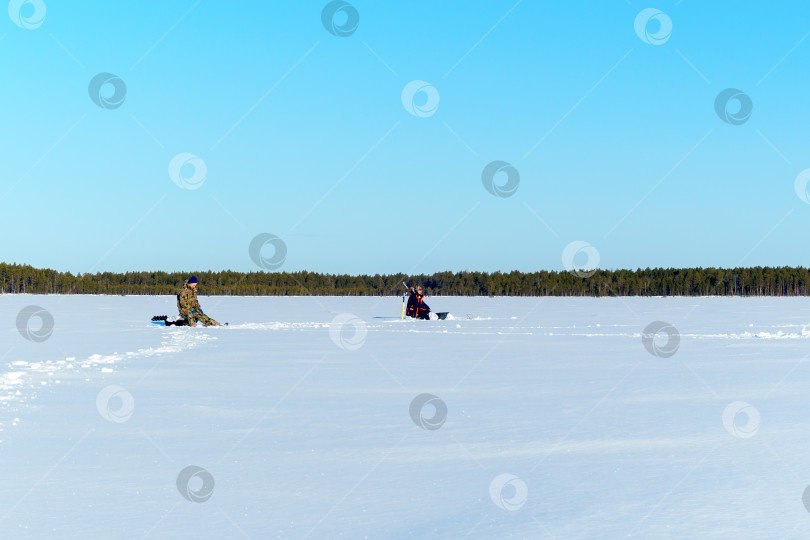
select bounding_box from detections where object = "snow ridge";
[0,328,216,440]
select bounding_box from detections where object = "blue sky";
[1,1,810,275]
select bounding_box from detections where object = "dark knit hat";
[188,275,198,284]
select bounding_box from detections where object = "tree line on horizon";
[2,262,810,297]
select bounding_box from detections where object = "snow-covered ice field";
[2,295,810,539]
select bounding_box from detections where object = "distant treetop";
[0,262,806,296]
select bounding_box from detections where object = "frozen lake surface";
[2,295,810,539]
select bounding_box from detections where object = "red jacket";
[406,291,430,318]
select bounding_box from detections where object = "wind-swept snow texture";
[2,295,810,539]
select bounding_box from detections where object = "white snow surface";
[1,295,810,538]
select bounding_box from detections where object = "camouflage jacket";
[177,283,201,317]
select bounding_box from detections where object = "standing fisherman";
[178,276,220,326]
